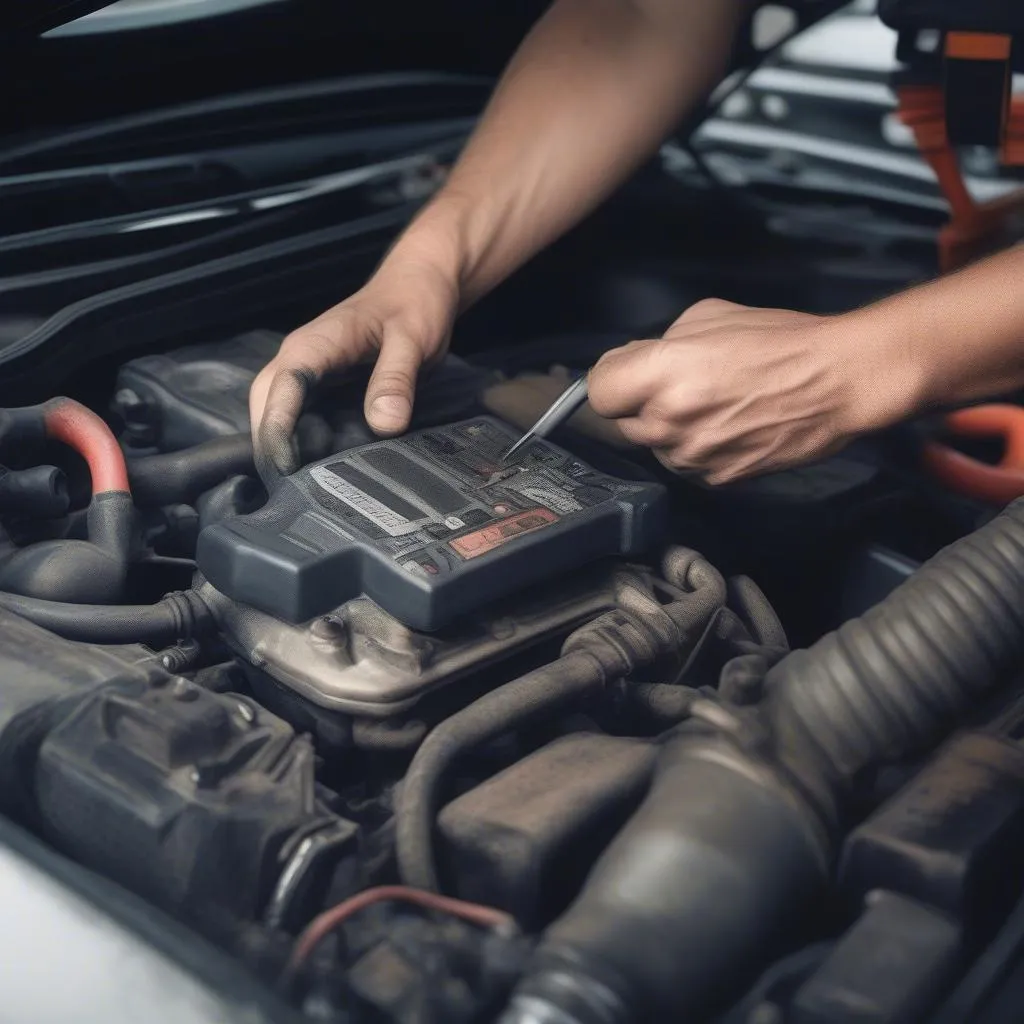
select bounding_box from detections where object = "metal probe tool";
[501,374,590,463]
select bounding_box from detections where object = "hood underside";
[5,1,118,36]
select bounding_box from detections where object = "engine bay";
[0,318,1022,1024]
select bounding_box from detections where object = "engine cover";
[196,417,667,632]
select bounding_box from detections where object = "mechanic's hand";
[250,257,459,480]
[587,298,908,485]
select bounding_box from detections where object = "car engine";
[0,324,1023,1024]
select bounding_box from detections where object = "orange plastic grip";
[922,405,1024,506]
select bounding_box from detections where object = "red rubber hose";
[42,399,130,496]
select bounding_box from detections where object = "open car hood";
[5,0,116,36]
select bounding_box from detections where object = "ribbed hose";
[764,496,1024,811]
[0,590,211,645]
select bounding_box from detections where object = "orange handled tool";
[922,404,1024,505]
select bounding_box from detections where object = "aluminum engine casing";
[199,561,633,717]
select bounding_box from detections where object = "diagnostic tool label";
[309,465,423,537]
[511,481,584,515]
[448,508,558,560]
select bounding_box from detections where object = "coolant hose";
[127,435,255,507]
[128,413,336,508]
[0,589,211,645]
[41,398,130,495]
[0,399,133,604]
[501,498,1024,1024]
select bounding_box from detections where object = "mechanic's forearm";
[847,245,1024,421]
[386,0,745,307]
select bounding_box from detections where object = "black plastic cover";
[35,673,356,945]
[790,892,961,1024]
[197,417,668,631]
[0,607,156,822]
[840,732,1024,943]
[115,330,281,451]
[438,733,657,927]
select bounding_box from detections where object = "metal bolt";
[172,678,199,702]
[310,616,346,642]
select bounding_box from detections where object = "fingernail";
[369,395,411,432]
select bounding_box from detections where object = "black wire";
[675,1,854,187]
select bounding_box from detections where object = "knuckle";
[676,297,746,326]
[655,448,690,473]
[641,398,677,427]
[690,297,730,316]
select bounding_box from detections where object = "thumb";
[364,330,426,435]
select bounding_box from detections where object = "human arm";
[250,0,748,477]
[586,245,1024,484]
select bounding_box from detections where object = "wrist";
[827,304,933,437]
[379,187,491,300]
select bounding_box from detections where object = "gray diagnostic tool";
[197,417,667,631]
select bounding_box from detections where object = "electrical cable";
[286,885,515,975]
[675,2,850,189]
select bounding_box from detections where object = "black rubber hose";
[0,589,211,645]
[763,496,1024,818]
[0,465,69,519]
[501,735,828,1024]
[128,415,335,508]
[396,650,609,892]
[127,435,255,507]
[727,575,788,650]
[0,492,133,603]
[628,682,698,724]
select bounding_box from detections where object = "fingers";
[364,330,426,435]
[587,339,663,419]
[588,300,749,419]
[250,321,360,482]
[254,367,315,483]
[615,415,676,449]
